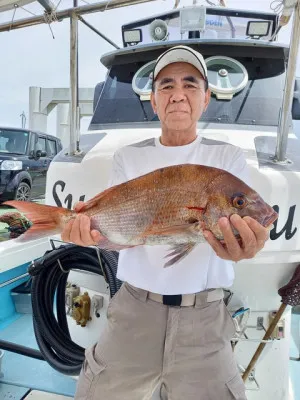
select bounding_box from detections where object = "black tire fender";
[7,171,32,192]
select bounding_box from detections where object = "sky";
[0,0,299,136]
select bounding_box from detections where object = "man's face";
[151,62,211,131]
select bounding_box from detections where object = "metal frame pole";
[37,0,55,13]
[70,11,79,155]
[274,1,300,163]
[78,16,120,49]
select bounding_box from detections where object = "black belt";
[162,294,182,306]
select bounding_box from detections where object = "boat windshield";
[0,129,29,154]
[90,52,285,129]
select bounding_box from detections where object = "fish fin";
[3,201,73,242]
[79,187,116,212]
[164,242,197,268]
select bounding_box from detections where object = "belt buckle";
[162,294,182,306]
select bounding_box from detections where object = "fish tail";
[3,201,75,241]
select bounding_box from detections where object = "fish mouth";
[262,211,278,228]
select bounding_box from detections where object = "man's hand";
[203,214,269,262]
[61,201,102,246]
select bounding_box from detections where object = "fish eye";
[232,194,247,209]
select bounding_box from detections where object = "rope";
[104,0,112,12]
[9,4,18,31]
[43,10,58,24]
[270,0,284,13]
[205,0,226,6]
[41,0,66,39]
[205,0,218,6]
[54,0,63,11]
[43,9,58,39]
[19,4,37,16]
[173,0,180,9]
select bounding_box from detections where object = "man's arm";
[203,148,269,262]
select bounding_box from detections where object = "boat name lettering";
[52,180,85,209]
[270,205,297,241]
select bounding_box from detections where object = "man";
[63,45,269,400]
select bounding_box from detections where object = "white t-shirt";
[108,135,249,295]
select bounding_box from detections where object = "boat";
[0,1,300,399]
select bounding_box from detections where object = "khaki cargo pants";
[74,282,247,400]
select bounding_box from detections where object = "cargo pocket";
[74,343,107,400]
[106,284,124,319]
[222,301,237,339]
[226,373,247,400]
[84,343,107,379]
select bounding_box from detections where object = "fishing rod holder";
[231,335,275,344]
[238,364,260,391]
[230,314,280,345]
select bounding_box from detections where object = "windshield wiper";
[135,94,149,122]
[234,80,255,123]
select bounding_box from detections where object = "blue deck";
[0,314,77,398]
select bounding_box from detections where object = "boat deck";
[0,314,76,399]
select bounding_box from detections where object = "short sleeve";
[107,150,128,188]
[228,147,251,187]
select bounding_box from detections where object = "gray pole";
[37,0,55,13]
[78,16,120,49]
[70,11,79,155]
[274,2,300,163]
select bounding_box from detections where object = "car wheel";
[15,182,31,201]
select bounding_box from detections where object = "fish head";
[203,172,278,240]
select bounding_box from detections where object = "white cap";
[153,45,208,81]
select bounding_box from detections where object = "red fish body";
[3,164,278,267]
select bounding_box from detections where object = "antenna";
[20,111,26,128]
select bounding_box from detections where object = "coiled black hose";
[28,244,122,376]
[0,339,44,360]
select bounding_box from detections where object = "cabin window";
[90,55,286,128]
